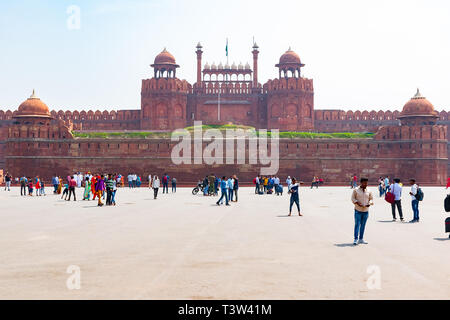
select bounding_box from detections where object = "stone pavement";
[0,186,449,299]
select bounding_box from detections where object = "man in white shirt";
[409,179,420,223]
[132,174,137,188]
[286,176,292,188]
[127,174,133,188]
[389,178,404,221]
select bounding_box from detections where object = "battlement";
[263,77,314,93]
[141,78,192,96]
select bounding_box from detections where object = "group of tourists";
[214,175,239,206]
[377,176,392,197]
[253,176,284,195]
[127,174,141,188]
[57,173,118,206]
[310,176,324,189]
[18,176,46,196]
[148,173,176,199]
[351,177,423,246]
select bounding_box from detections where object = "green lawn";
[72,125,374,140]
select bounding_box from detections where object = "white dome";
[245,62,251,69]
[218,62,223,69]
[231,62,237,70]
[211,62,217,69]
[204,62,210,69]
[238,62,243,70]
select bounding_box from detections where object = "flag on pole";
[225,38,228,57]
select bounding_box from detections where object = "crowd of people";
[194,174,239,205]
[1,171,445,242]
[351,176,424,245]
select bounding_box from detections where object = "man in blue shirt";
[216,176,230,206]
[52,175,59,194]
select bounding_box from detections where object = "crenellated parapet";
[141,77,192,96]
[375,125,447,141]
[263,77,314,93]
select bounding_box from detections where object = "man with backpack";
[409,179,422,223]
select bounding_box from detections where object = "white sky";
[0,0,449,111]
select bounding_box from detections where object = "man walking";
[390,178,404,221]
[409,179,420,223]
[351,178,373,245]
[216,176,230,206]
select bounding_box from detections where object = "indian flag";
[225,38,228,57]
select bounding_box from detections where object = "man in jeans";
[52,175,59,194]
[4,173,11,191]
[171,177,177,193]
[409,179,420,223]
[20,176,27,196]
[162,173,169,194]
[105,174,114,206]
[67,176,77,201]
[390,178,404,221]
[351,178,373,245]
[216,176,230,206]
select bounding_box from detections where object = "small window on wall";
[191,112,195,120]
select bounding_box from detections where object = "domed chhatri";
[151,48,180,79]
[153,48,178,66]
[398,89,439,125]
[15,90,52,118]
[276,47,305,79]
[279,48,302,65]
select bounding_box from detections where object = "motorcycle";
[192,182,205,195]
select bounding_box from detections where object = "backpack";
[445,195,450,212]
[385,191,395,204]
[253,178,256,185]
[415,188,424,201]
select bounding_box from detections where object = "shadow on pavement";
[433,237,450,241]
[334,243,356,247]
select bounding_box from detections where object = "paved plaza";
[0,186,449,300]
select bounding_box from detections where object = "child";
[61,182,69,200]
[35,178,41,196]
[28,179,34,196]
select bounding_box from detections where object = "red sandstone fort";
[0,44,448,184]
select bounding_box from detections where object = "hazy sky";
[1,0,449,111]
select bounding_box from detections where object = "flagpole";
[218,83,221,121]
